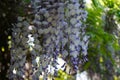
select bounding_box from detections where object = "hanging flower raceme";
[9,17,33,79]
[65,0,89,71]
[9,0,89,79]
[31,0,68,77]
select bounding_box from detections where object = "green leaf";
[23,0,30,3]
[83,62,91,70]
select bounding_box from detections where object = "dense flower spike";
[65,0,89,70]
[9,0,89,79]
[9,18,31,79]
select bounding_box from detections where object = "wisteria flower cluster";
[65,0,89,71]
[9,0,89,79]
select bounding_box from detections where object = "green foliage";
[23,0,31,3]
[54,70,74,80]
[84,0,120,79]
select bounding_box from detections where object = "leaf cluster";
[83,0,120,79]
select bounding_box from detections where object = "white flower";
[25,62,30,70]
[13,68,17,74]
[35,56,40,63]
[76,71,89,80]
[28,25,34,30]
[56,57,66,71]
[27,34,34,42]
[47,65,55,75]
[27,34,35,47]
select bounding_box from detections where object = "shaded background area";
[0,0,33,79]
[0,0,20,79]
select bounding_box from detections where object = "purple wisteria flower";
[9,0,89,79]
[65,0,89,71]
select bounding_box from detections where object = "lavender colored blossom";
[9,0,89,79]
[65,0,89,70]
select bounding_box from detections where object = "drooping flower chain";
[9,0,89,79]
[31,0,69,77]
[64,0,89,70]
[9,18,33,79]
[31,0,89,72]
